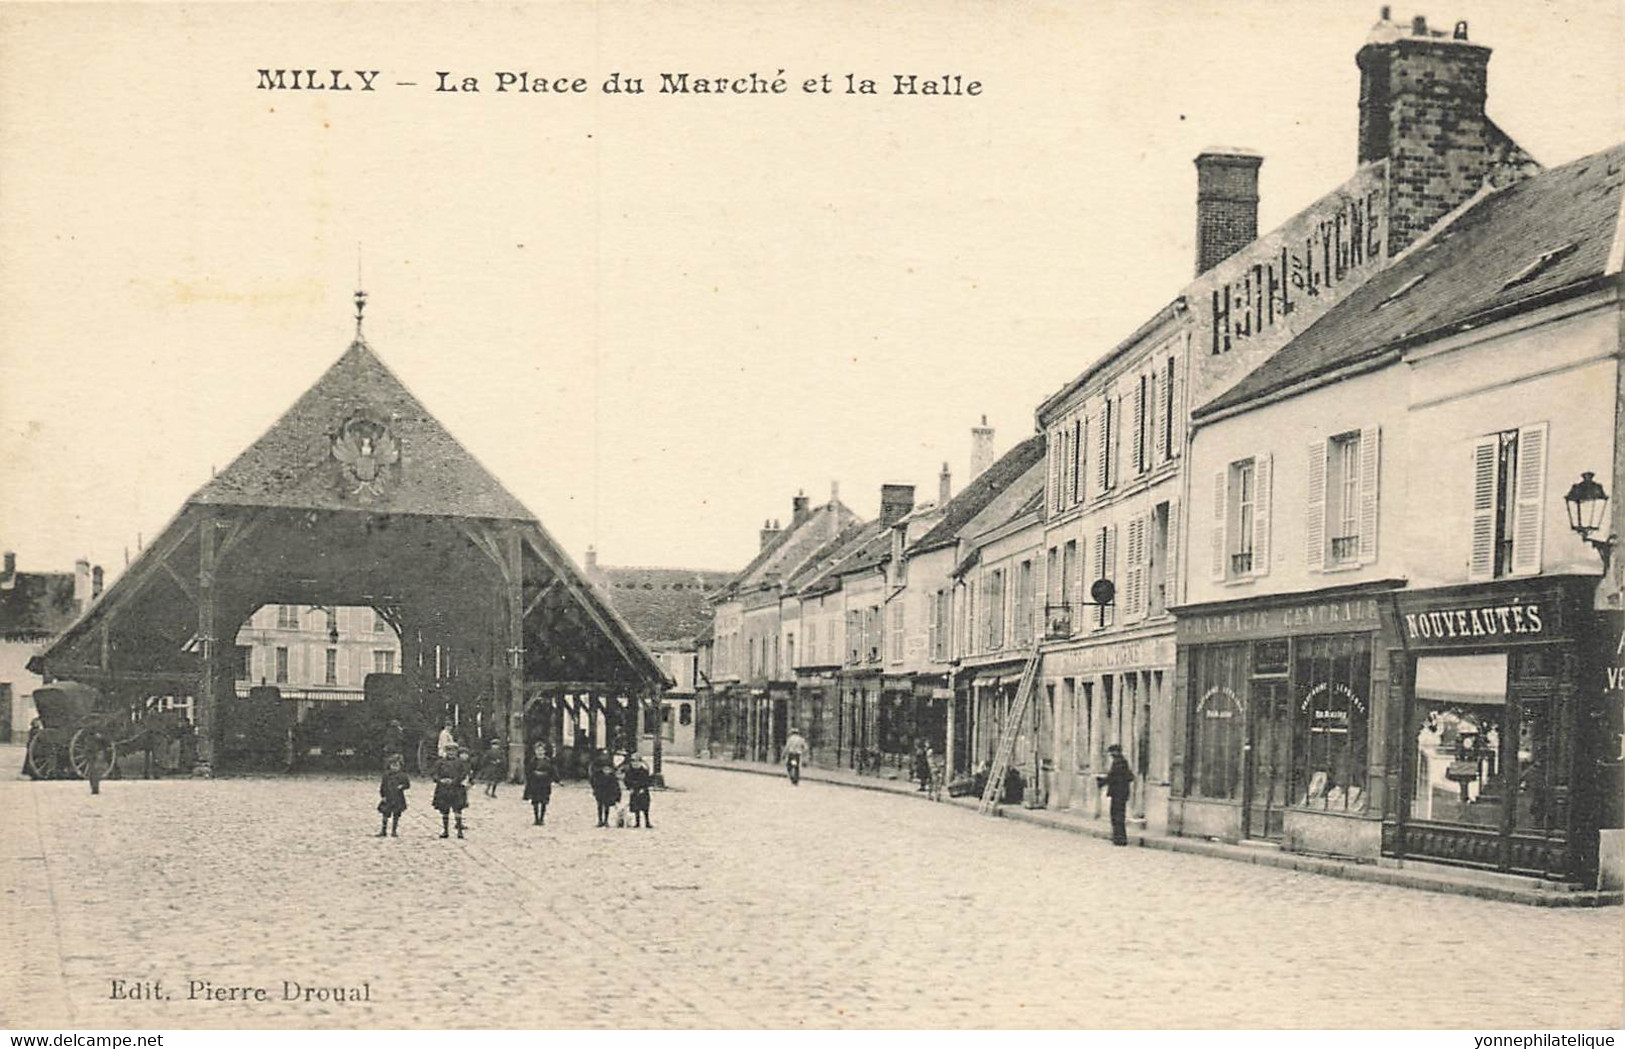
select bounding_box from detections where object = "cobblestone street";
[2,758,1621,1029]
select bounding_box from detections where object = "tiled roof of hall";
[910,433,1048,555]
[192,336,536,520]
[1196,141,1625,422]
[716,500,861,599]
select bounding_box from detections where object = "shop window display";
[1188,643,1246,800]
[1293,634,1371,812]
[1411,653,1507,827]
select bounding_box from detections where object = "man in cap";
[1102,744,1134,846]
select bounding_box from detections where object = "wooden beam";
[160,560,198,604]
[520,529,662,688]
[454,520,511,586]
[523,578,562,621]
[50,665,196,686]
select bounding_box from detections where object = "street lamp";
[1563,471,1614,572]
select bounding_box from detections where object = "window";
[275,646,289,683]
[374,610,389,634]
[1133,373,1149,474]
[982,569,1005,651]
[1062,540,1079,634]
[890,604,904,663]
[277,605,298,629]
[1308,428,1380,570]
[1016,559,1034,644]
[846,611,861,665]
[235,646,253,682]
[1212,455,1272,581]
[864,608,881,662]
[1148,502,1172,617]
[324,648,338,685]
[373,649,395,674]
[1092,525,1116,629]
[931,589,951,659]
[1469,423,1547,581]
[679,702,693,726]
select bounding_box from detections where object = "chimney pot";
[1411,14,1427,35]
[1453,19,1468,40]
[970,417,997,480]
[585,546,598,570]
[74,558,92,608]
[792,491,811,525]
[2,551,14,578]
[92,565,104,599]
[1194,149,1263,275]
[939,461,953,506]
[1379,4,1390,19]
[879,484,916,528]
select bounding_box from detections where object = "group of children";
[373,735,655,838]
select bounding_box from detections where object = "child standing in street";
[482,739,504,798]
[523,741,554,826]
[589,749,620,827]
[624,752,653,829]
[376,752,410,837]
[432,745,472,839]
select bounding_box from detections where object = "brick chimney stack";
[970,416,995,480]
[939,462,952,506]
[92,565,104,600]
[791,490,811,526]
[1194,149,1263,276]
[1,551,14,590]
[1356,10,1518,255]
[585,546,598,571]
[74,558,91,608]
[760,519,782,551]
[879,485,916,528]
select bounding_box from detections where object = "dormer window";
[1502,243,1579,291]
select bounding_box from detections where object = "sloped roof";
[910,433,1048,553]
[1197,142,1625,419]
[784,523,872,592]
[192,338,534,520]
[588,565,732,646]
[797,521,889,597]
[960,458,1049,544]
[0,573,81,640]
[724,501,860,595]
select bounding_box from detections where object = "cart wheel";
[69,730,117,781]
[416,739,436,774]
[27,734,60,779]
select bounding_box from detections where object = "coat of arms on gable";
[331,412,400,501]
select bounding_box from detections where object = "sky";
[1,0,1622,585]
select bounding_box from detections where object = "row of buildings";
[690,11,1625,888]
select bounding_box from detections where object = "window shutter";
[1306,438,1327,572]
[1252,453,1272,577]
[1078,416,1088,504]
[1512,422,1549,576]
[1211,469,1228,582]
[1050,431,1063,513]
[1105,523,1117,627]
[1133,378,1147,474]
[1358,425,1381,564]
[1096,405,1110,494]
[1166,498,1181,609]
[1125,515,1146,622]
[1147,371,1159,467]
[926,599,936,662]
[1468,436,1498,582]
[1170,348,1184,457]
[1072,419,1084,504]
[1092,528,1107,631]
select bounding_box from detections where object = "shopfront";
[1041,632,1175,828]
[1171,580,1402,859]
[1384,576,1614,884]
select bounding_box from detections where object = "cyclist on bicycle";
[783,726,809,784]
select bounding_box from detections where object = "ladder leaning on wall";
[977,651,1042,816]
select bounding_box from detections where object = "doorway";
[1243,679,1291,840]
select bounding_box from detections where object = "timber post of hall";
[195,507,218,772]
[650,685,665,787]
[504,526,525,783]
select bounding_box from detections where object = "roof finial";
[354,244,368,337]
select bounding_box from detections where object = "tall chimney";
[1,551,14,589]
[791,490,811,526]
[584,546,598,571]
[879,484,916,527]
[74,558,91,608]
[760,519,783,551]
[970,416,996,480]
[1194,149,1263,275]
[1357,10,1506,255]
[92,565,104,600]
[939,462,952,506]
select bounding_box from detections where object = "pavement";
[2,749,1622,1029]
